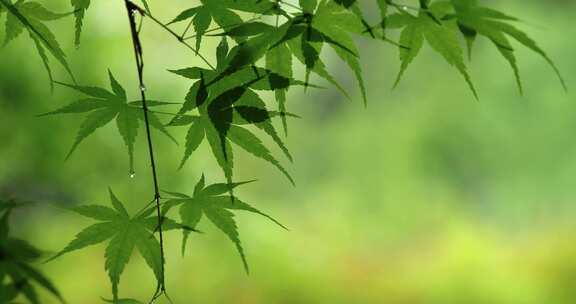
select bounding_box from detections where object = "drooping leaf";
[49,190,191,300]
[391,6,478,98]
[71,0,90,47]
[450,0,566,91]
[43,72,175,172]
[165,177,285,272]
[0,0,75,86]
[286,25,351,100]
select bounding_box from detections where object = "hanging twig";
[123,1,169,302]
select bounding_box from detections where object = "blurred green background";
[2,0,576,303]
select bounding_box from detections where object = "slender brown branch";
[123,1,167,301]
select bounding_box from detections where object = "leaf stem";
[140,9,216,70]
[181,18,194,39]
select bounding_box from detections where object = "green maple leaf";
[0,0,74,89]
[48,189,193,301]
[168,0,282,50]
[449,0,566,92]
[41,71,176,174]
[0,200,63,304]
[389,3,477,98]
[162,175,287,273]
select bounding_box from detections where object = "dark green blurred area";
[2,0,576,303]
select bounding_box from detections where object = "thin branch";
[123,0,168,301]
[141,10,216,70]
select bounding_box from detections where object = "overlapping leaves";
[162,175,287,273]
[168,0,283,50]
[0,0,73,88]
[42,71,176,174]
[448,0,566,92]
[300,0,369,104]
[0,200,63,304]
[169,40,301,187]
[169,0,369,108]
[385,2,477,97]
[382,0,564,94]
[165,0,380,185]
